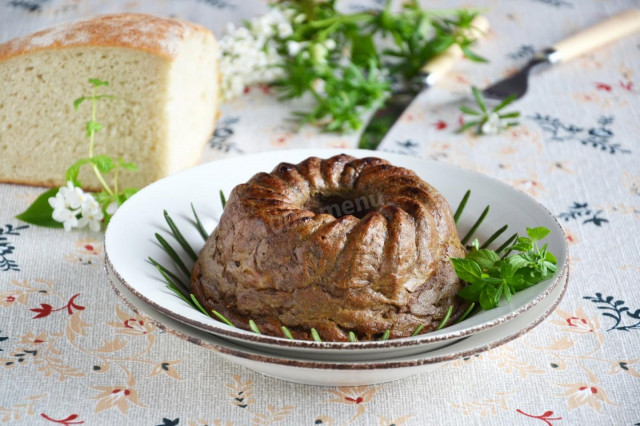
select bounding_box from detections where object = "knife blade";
[358,15,490,150]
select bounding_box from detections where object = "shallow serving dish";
[104,148,568,361]
[106,257,569,386]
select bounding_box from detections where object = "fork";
[482,9,640,101]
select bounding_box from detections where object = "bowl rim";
[106,261,569,370]
[104,148,569,351]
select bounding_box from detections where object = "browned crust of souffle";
[190,154,468,341]
[105,260,569,371]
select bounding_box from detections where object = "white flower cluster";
[48,182,104,232]
[218,8,298,101]
[481,112,507,135]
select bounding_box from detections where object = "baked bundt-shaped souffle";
[191,154,467,341]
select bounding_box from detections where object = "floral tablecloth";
[1,0,639,424]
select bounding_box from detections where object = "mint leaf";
[120,188,138,201]
[450,258,483,284]
[526,226,550,241]
[466,249,499,269]
[118,158,138,172]
[15,188,63,228]
[90,155,115,173]
[500,255,528,278]
[85,120,103,136]
[88,78,109,87]
[458,282,483,301]
[479,285,497,310]
[65,158,92,187]
[73,97,87,110]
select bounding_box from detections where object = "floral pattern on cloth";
[1,0,639,424]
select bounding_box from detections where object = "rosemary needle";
[436,306,454,331]
[212,310,235,327]
[311,328,322,342]
[281,326,294,340]
[456,302,476,324]
[249,319,261,334]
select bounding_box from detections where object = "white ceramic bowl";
[105,149,568,361]
[106,259,569,386]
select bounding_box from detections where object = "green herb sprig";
[17,78,139,229]
[451,227,558,310]
[458,86,520,135]
[271,1,485,133]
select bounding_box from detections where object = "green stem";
[89,87,113,195]
[307,12,372,29]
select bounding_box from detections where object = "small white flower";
[58,181,84,209]
[294,13,306,24]
[324,39,337,51]
[287,40,303,56]
[50,202,80,232]
[481,112,503,135]
[78,194,104,232]
[277,22,293,38]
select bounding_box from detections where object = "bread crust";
[0,13,212,61]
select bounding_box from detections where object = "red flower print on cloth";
[433,120,448,130]
[41,413,85,425]
[594,82,612,92]
[556,383,616,412]
[619,81,633,91]
[108,304,155,336]
[550,308,600,335]
[90,385,144,414]
[516,409,562,425]
[30,294,84,319]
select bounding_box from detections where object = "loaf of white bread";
[0,13,219,190]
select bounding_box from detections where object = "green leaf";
[457,282,483,301]
[281,326,294,340]
[491,94,516,112]
[500,255,528,278]
[118,158,138,172]
[461,45,488,63]
[90,155,115,174]
[471,86,486,113]
[526,226,550,241]
[73,97,87,110]
[498,111,520,119]
[502,282,512,302]
[120,188,138,201]
[460,105,481,115]
[450,258,483,284]
[65,158,92,187]
[219,190,226,209]
[466,249,500,269]
[15,188,63,228]
[545,250,557,265]
[479,285,498,310]
[457,120,480,133]
[85,120,103,136]
[88,78,109,87]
